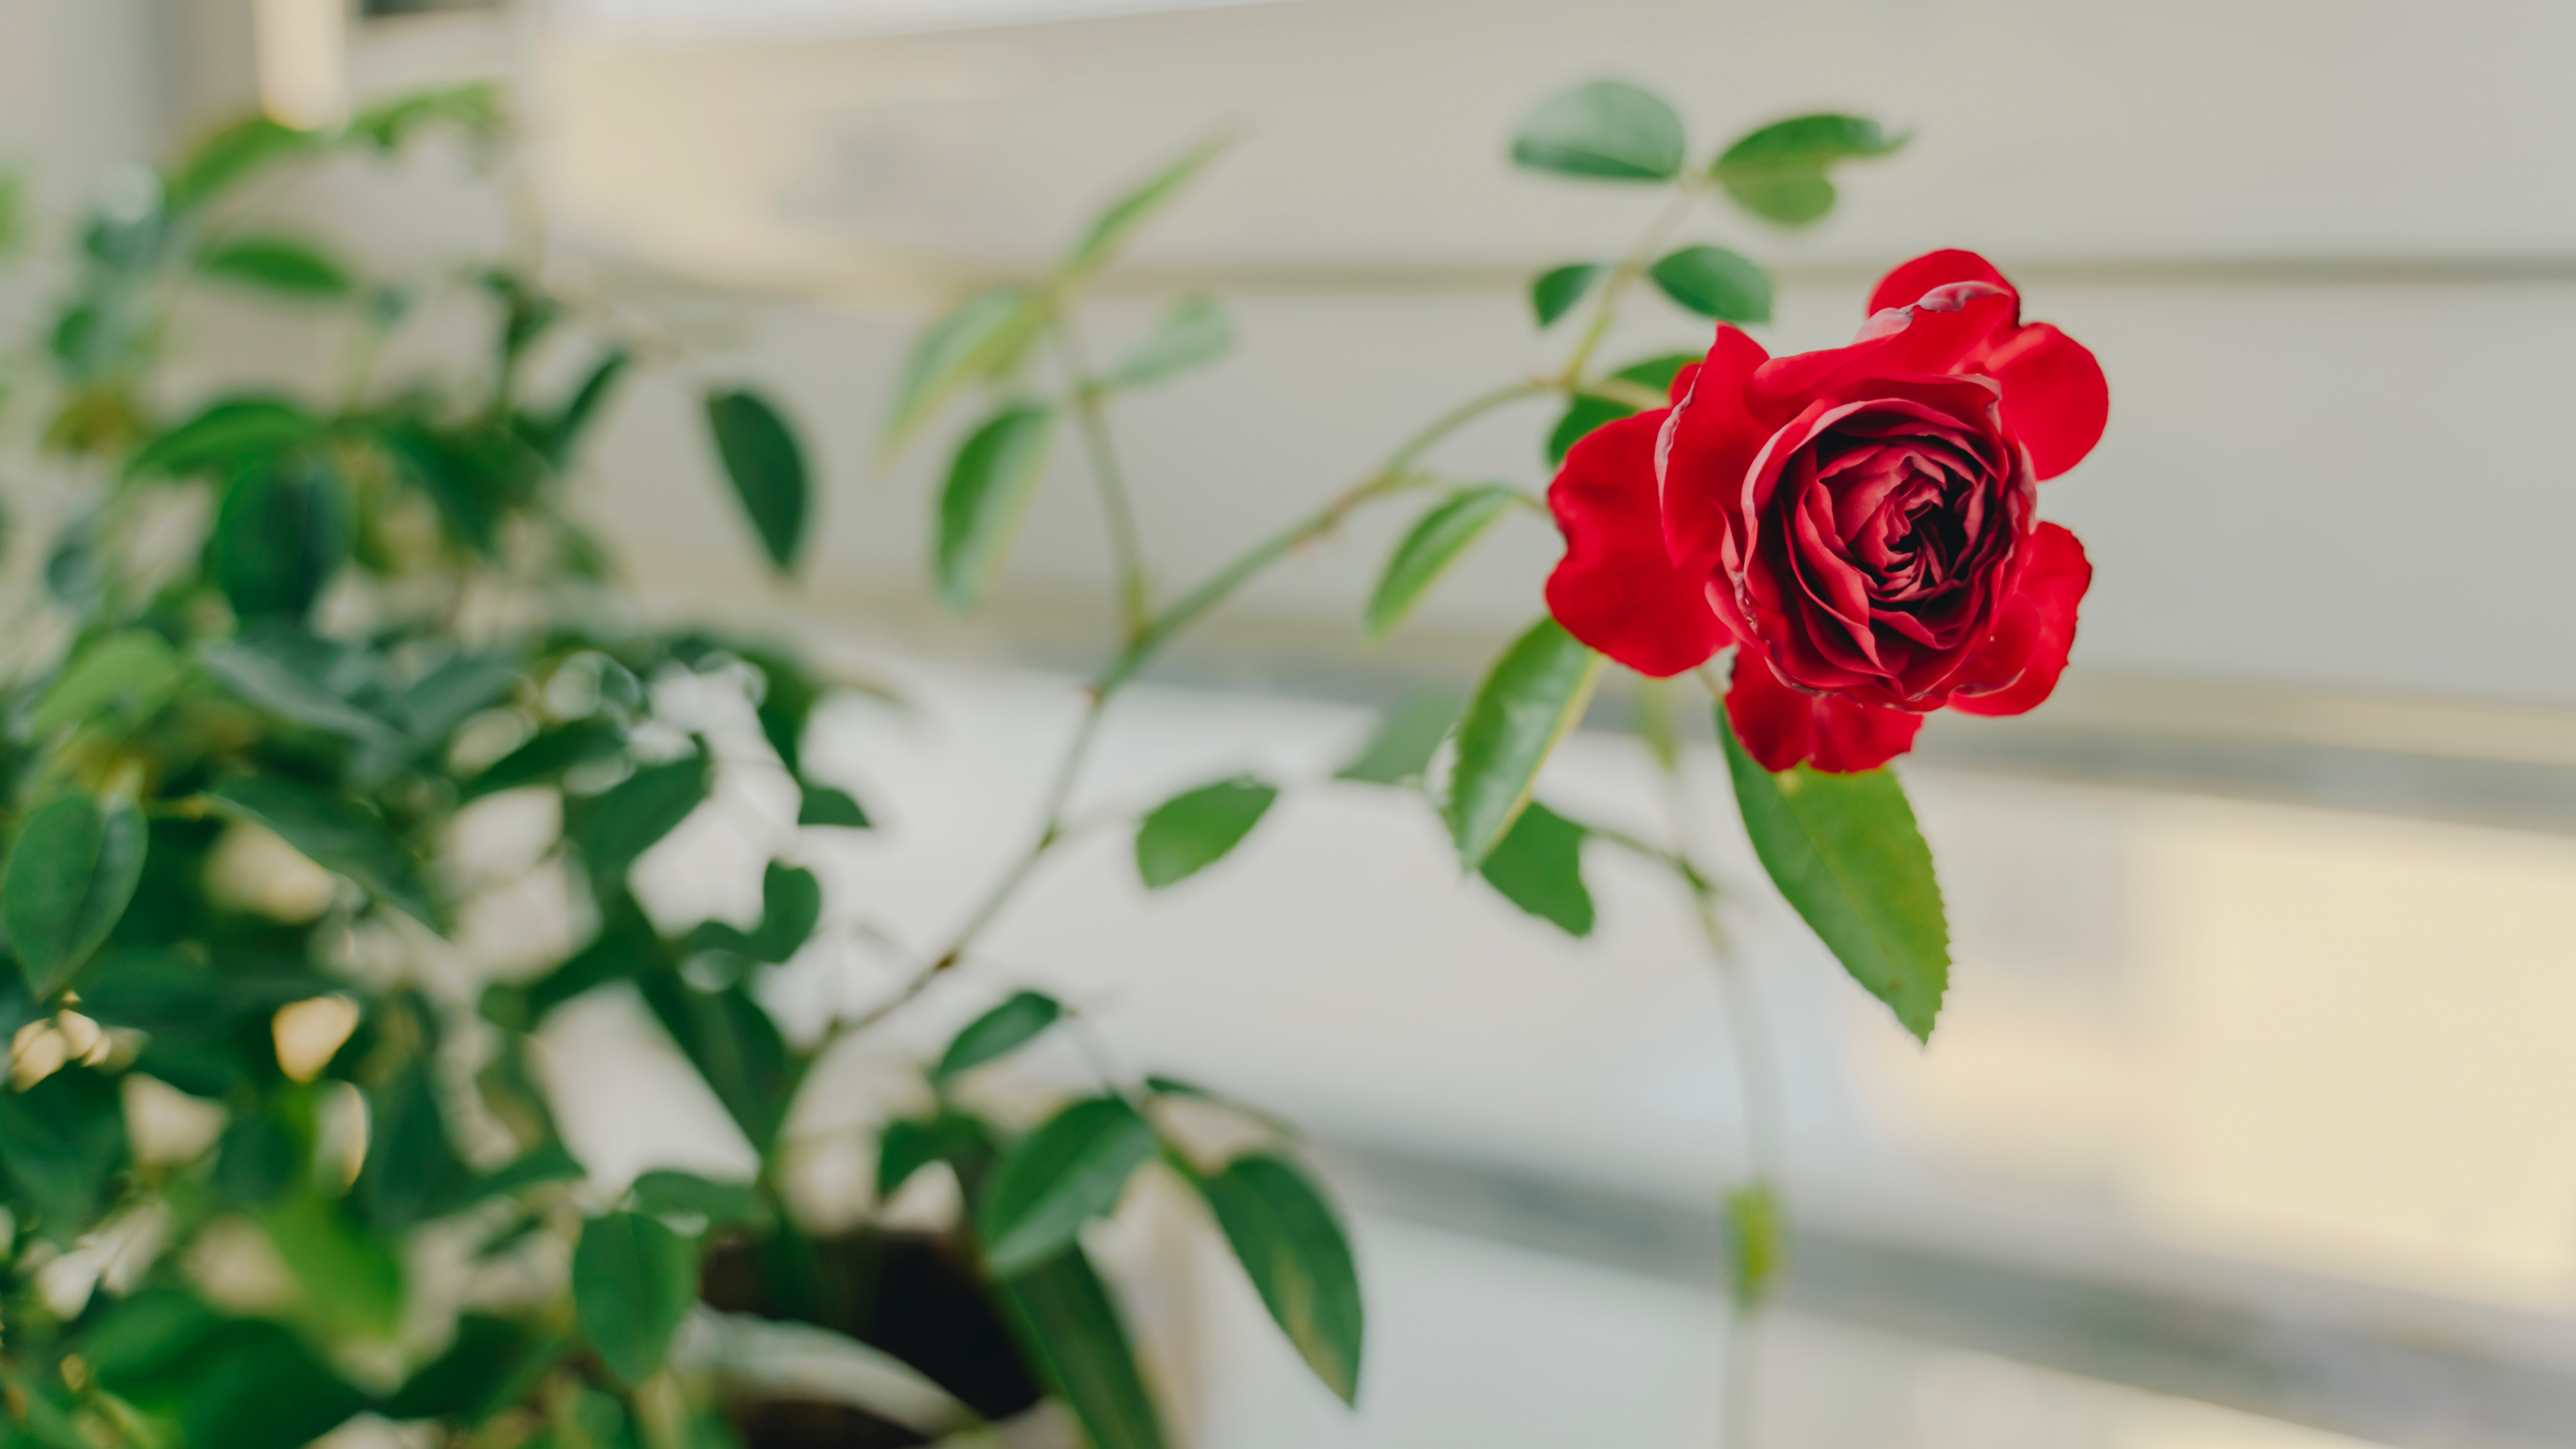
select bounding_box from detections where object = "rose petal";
[1545,409,1732,677]
[1982,323,2110,480]
[1866,249,2016,317]
[1726,649,1925,773]
[1950,522,2090,716]
[1660,325,1775,574]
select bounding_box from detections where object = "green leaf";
[704,389,810,574]
[207,774,443,930]
[384,1314,566,1426]
[976,1095,1158,1277]
[747,861,822,963]
[574,1210,700,1386]
[1195,1152,1364,1405]
[1710,113,1909,225]
[1530,262,1607,327]
[1476,800,1594,937]
[1446,619,1603,870]
[127,395,317,478]
[104,1315,368,1449]
[525,346,631,470]
[165,116,319,212]
[635,971,798,1155]
[995,1246,1169,1449]
[632,1169,771,1230]
[349,83,506,152]
[372,417,542,557]
[1134,775,1278,890]
[882,285,1043,456]
[4,796,147,998]
[1364,485,1524,643]
[216,453,352,621]
[877,1112,996,1199]
[934,990,1063,1082]
[1718,709,1949,1040]
[1648,246,1773,322]
[568,745,712,889]
[1509,80,1686,181]
[1723,1180,1786,1311]
[797,784,871,829]
[932,405,1057,614]
[0,1065,127,1240]
[261,1191,407,1340]
[1104,294,1232,390]
[358,1056,471,1230]
[1061,135,1229,288]
[466,716,626,800]
[28,631,180,738]
[197,236,352,298]
[1334,690,1458,787]
[195,633,403,748]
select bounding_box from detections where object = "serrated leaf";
[197,236,351,298]
[574,1210,699,1386]
[5,796,147,998]
[1475,800,1593,937]
[935,990,1063,1082]
[1334,690,1458,787]
[215,453,350,621]
[1724,1180,1786,1311]
[1134,775,1277,890]
[1195,1152,1364,1405]
[883,285,1042,456]
[1364,485,1523,643]
[208,775,443,930]
[797,784,871,829]
[568,745,711,889]
[1061,136,1229,288]
[976,1095,1157,1277]
[1710,113,1908,225]
[994,1245,1168,1449]
[126,396,317,478]
[1648,246,1773,322]
[704,389,810,574]
[1105,294,1231,389]
[1446,619,1602,870]
[1530,262,1606,327]
[933,405,1057,614]
[1509,80,1686,181]
[631,1169,770,1229]
[1718,708,1948,1040]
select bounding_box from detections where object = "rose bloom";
[1545,250,2107,773]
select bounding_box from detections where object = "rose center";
[1815,433,1985,604]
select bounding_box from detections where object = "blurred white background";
[5,2,2574,1446]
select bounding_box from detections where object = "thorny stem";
[1052,320,1155,640]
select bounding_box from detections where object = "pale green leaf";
[1105,294,1231,389]
[1364,485,1524,643]
[1648,245,1773,322]
[1446,619,1602,869]
[1334,690,1458,787]
[933,405,1057,614]
[883,285,1042,456]
[1061,136,1230,287]
[1510,80,1685,181]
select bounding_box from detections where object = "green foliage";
[1547,352,1698,464]
[215,453,352,620]
[208,773,443,928]
[1446,619,1602,869]
[1476,800,1594,937]
[934,404,1057,613]
[568,744,712,890]
[1719,708,1949,1040]
[1648,244,1773,322]
[936,989,1065,1081]
[877,1110,996,1199]
[0,1066,129,1239]
[1106,294,1232,388]
[977,1095,1159,1275]
[1134,775,1279,889]
[705,388,811,573]
[197,235,352,297]
[1193,1152,1365,1405]
[997,1246,1171,1449]
[574,1210,700,1385]
[631,1169,771,1229]
[883,285,1043,455]
[1710,113,1909,225]
[1334,691,1458,789]
[1366,484,1525,643]
[1511,80,1686,181]
[797,783,871,828]
[3,795,146,996]
[1531,262,1607,327]
[1061,136,1230,288]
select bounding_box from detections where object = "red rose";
[1544,249,2105,773]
